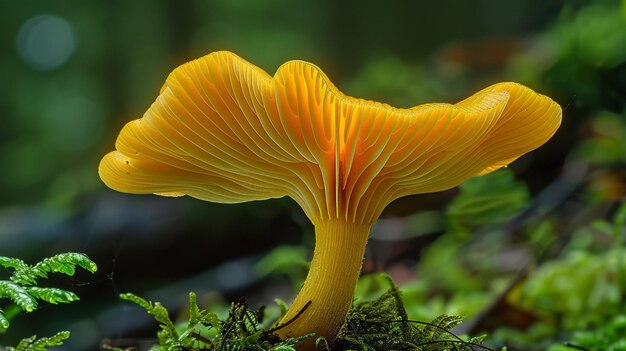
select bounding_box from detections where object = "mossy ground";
[102,276,491,351]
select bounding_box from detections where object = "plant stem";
[276,219,371,349]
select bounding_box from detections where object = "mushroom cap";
[99,51,561,224]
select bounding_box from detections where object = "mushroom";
[99,51,561,348]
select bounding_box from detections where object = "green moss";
[116,275,493,351]
[336,275,490,351]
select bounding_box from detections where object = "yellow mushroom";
[99,51,561,348]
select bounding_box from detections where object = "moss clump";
[335,276,490,351]
[113,275,493,351]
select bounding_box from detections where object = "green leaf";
[119,293,151,310]
[0,308,9,329]
[5,331,70,351]
[120,293,178,342]
[11,335,36,351]
[614,201,626,230]
[26,287,79,304]
[27,331,70,351]
[152,303,178,339]
[33,253,97,277]
[0,281,38,312]
[256,245,309,289]
[0,257,27,270]
[447,169,529,236]
[468,334,487,344]
[5,252,97,286]
[192,295,221,330]
[1,257,39,286]
[0,253,96,331]
[188,292,200,327]
[274,298,289,318]
[427,314,464,331]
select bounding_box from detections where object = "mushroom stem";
[277,219,371,348]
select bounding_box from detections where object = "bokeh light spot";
[16,14,75,71]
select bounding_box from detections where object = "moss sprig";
[117,292,312,351]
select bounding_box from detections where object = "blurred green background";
[1,0,625,350]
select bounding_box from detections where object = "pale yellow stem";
[276,219,371,349]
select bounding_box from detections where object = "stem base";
[277,220,371,349]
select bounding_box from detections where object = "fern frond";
[0,257,39,286]
[0,307,9,329]
[26,287,79,304]
[26,331,70,351]
[5,331,70,351]
[10,335,36,351]
[32,253,97,278]
[430,314,465,330]
[0,281,37,312]
[468,334,487,345]
[0,257,27,270]
[0,253,97,332]
[418,314,464,340]
[3,253,97,286]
